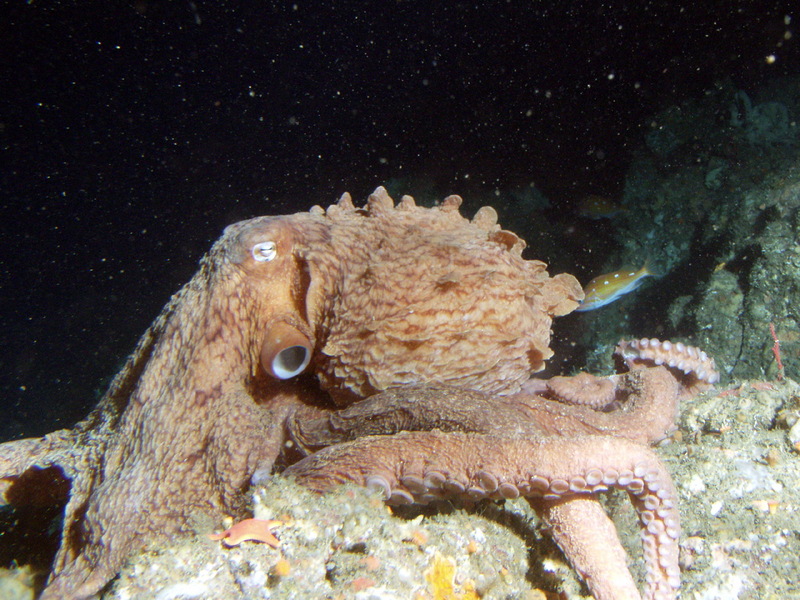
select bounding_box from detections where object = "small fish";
[575,263,652,312]
[577,195,628,220]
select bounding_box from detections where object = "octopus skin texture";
[0,187,584,599]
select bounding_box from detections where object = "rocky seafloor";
[81,376,800,600]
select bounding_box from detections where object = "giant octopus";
[0,187,718,600]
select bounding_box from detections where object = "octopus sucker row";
[367,460,676,524]
[286,432,681,598]
[615,337,720,385]
[544,371,617,408]
[637,507,682,598]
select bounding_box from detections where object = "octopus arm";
[286,431,680,600]
[524,367,685,445]
[287,386,502,453]
[530,495,642,600]
[288,367,684,455]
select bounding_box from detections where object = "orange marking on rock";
[350,577,376,591]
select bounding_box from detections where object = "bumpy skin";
[0,187,582,599]
[311,189,582,402]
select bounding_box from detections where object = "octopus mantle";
[0,188,717,600]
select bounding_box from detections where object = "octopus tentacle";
[615,338,719,387]
[530,496,641,600]
[286,430,680,600]
[543,371,617,408]
[287,367,683,456]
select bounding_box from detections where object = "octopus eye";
[252,241,277,262]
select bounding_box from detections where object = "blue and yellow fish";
[575,263,652,311]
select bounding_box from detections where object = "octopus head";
[218,214,328,381]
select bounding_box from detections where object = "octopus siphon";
[0,187,718,600]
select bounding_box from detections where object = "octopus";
[0,187,718,600]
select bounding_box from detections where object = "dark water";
[1,1,795,440]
